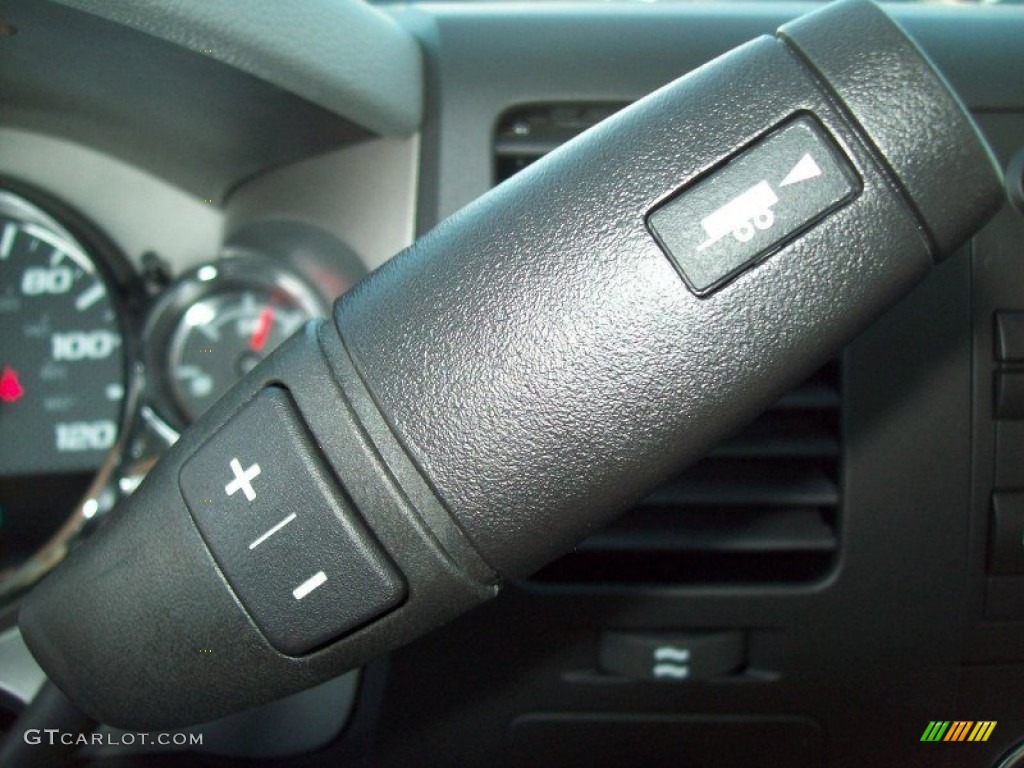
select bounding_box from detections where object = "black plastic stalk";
[334,0,1002,578]
[19,0,1003,730]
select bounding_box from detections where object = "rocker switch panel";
[179,387,405,655]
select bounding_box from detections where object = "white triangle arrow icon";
[780,153,822,187]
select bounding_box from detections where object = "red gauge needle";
[249,307,275,353]
[0,366,24,403]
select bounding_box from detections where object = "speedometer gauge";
[0,192,125,475]
[0,186,129,576]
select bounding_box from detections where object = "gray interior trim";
[0,629,47,706]
[0,130,419,277]
[0,0,373,201]
[392,1,1024,226]
[0,129,223,272]
[225,135,420,272]
[51,0,424,137]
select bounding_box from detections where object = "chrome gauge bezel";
[0,181,143,609]
[0,196,340,613]
[144,251,328,428]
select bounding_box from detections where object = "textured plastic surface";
[336,0,999,578]
[647,115,858,294]
[779,0,1002,259]
[17,0,1004,731]
[366,10,1024,768]
[180,387,406,655]
[21,322,497,729]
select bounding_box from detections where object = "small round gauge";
[152,256,325,423]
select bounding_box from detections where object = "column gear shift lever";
[19,0,1004,730]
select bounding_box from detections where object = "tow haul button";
[647,115,860,295]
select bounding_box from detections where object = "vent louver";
[495,104,626,184]
[495,104,841,586]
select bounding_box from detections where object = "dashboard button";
[995,372,1024,420]
[599,630,745,681]
[991,493,1024,575]
[180,386,405,655]
[995,312,1024,362]
[647,116,859,295]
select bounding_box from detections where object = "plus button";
[225,457,261,502]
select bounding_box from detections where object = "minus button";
[292,571,327,600]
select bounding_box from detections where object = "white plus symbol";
[225,457,261,502]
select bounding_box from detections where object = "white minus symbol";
[292,571,327,600]
[248,513,297,550]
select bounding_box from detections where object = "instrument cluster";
[0,180,361,603]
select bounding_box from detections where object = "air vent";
[495,103,626,184]
[533,361,841,585]
[495,104,842,587]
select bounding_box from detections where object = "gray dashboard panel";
[225,136,420,273]
[0,0,372,201]
[0,129,223,271]
[388,2,1024,228]
[51,0,424,137]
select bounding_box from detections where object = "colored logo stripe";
[968,722,997,742]
[922,721,997,742]
[944,721,972,741]
[921,722,950,741]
